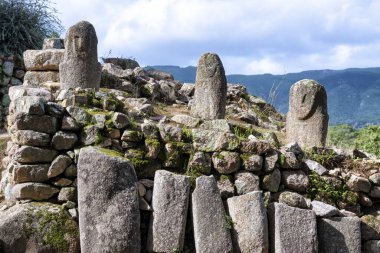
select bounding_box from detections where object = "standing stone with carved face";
[286,79,328,148]
[59,21,101,90]
[191,52,227,120]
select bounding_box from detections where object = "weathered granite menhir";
[286,79,329,148]
[269,202,318,253]
[191,52,227,120]
[59,21,101,90]
[192,175,233,253]
[77,147,140,253]
[147,170,190,252]
[227,191,269,253]
[318,217,361,253]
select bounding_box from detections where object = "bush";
[355,125,380,157]
[328,124,358,149]
[0,0,63,56]
[328,124,380,157]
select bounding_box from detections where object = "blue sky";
[55,0,380,75]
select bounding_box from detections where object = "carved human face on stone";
[65,21,97,59]
[290,79,324,120]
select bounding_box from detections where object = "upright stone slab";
[227,191,269,253]
[191,52,227,120]
[192,175,233,253]
[147,170,190,252]
[23,49,64,71]
[318,217,361,253]
[77,147,140,253]
[59,21,101,90]
[269,203,318,253]
[286,79,328,148]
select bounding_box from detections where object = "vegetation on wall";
[0,0,63,56]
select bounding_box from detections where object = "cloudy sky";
[54,0,380,75]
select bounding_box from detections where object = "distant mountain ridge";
[146,65,380,127]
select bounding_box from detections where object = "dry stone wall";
[0,54,24,128]
[23,38,64,90]
[1,79,379,252]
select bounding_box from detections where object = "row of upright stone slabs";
[77,147,362,253]
[77,146,268,252]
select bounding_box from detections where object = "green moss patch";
[127,149,150,169]
[23,204,78,251]
[98,147,125,159]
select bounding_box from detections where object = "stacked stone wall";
[0,54,24,128]
[1,82,379,251]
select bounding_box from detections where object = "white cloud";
[54,0,380,74]
[244,57,286,74]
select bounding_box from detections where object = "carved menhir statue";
[286,79,329,148]
[191,52,227,120]
[59,21,101,90]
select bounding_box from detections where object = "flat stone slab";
[77,147,140,253]
[23,49,64,71]
[23,70,60,86]
[11,182,59,200]
[12,163,50,183]
[318,217,361,253]
[9,96,46,115]
[8,86,52,101]
[13,146,58,163]
[11,130,51,147]
[192,129,239,152]
[311,200,340,217]
[147,170,190,252]
[199,119,232,132]
[9,113,58,134]
[227,191,269,253]
[305,159,328,175]
[192,175,233,253]
[269,203,318,253]
[171,114,200,128]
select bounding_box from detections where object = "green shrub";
[355,125,380,157]
[305,148,338,169]
[307,172,357,207]
[328,124,358,149]
[328,124,380,157]
[232,125,256,140]
[0,0,63,56]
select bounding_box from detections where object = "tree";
[0,0,63,56]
